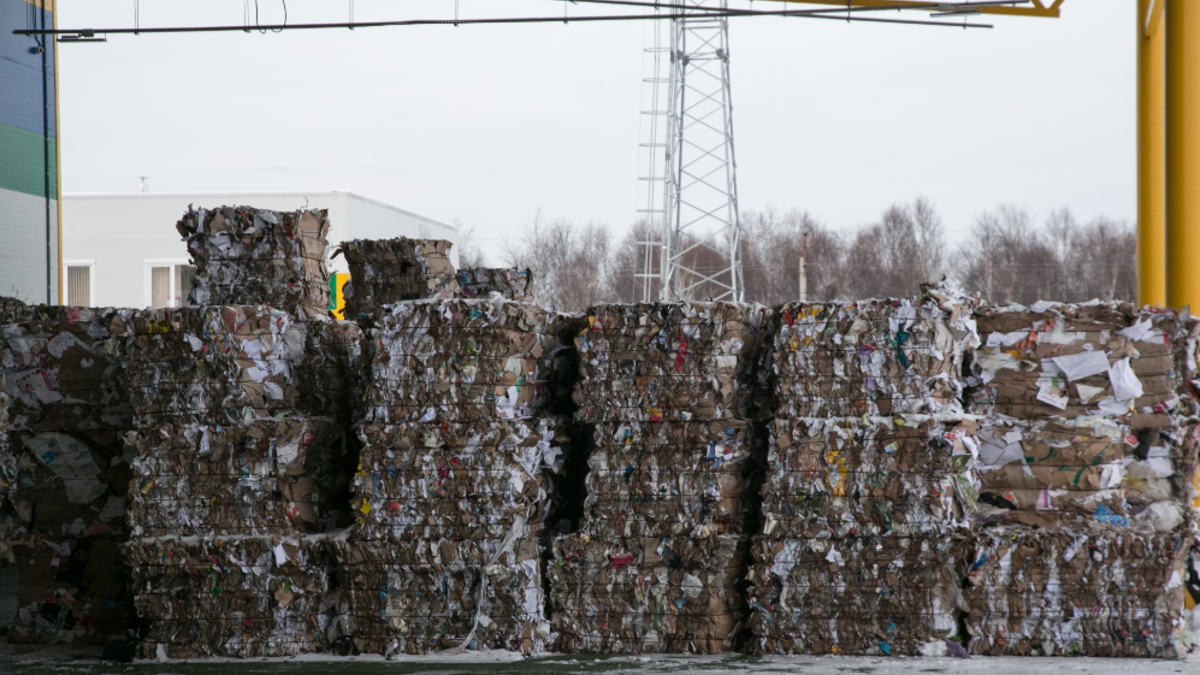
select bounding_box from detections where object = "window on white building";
[145,261,196,309]
[419,224,432,239]
[64,260,94,307]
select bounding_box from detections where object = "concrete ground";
[2,648,1200,675]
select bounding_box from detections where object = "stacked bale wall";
[962,303,1200,657]
[342,299,566,655]
[116,207,364,658]
[1,305,137,645]
[749,288,983,656]
[548,302,772,654]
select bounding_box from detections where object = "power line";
[14,4,997,38]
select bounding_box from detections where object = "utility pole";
[799,233,808,302]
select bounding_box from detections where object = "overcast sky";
[56,1,1132,257]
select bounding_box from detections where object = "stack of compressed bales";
[178,206,332,315]
[549,302,772,654]
[334,238,458,319]
[116,305,362,657]
[117,206,365,658]
[456,268,533,302]
[963,303,1200,656]
[749,286,983,656]
[0,305,136,644]
[343,298,566,655]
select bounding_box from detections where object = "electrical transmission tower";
[638,0,743,303]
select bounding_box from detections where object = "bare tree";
[454,223,488,269]
[503,211,616,312]
[956,205,1136,305]
[840,197,951,299]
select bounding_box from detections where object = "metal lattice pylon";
[638,0,743,303]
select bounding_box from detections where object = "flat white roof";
[63,191,457,231]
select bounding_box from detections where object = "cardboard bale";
[456,268,533,302]
[963,526,1192,657]
[547,533,746,654]
[352,418,566,541]
[578,420,757,539]
[116,306,360,425]
[2,306,132,433]
[760,416,979,539]
[126,535,337,658]
[966,303,1188,424]
[0,296,33,325]
[177,206,331,314]
[6,531,134,645]
[334,238,458,318]
[747,534,968,655]
[366,300,562,425]
[572,302,772,423]
[5,430,134,644]
[972,417,1199,528]
[332,534,547,655]
[128,417,351,538]
[773,288,979,419]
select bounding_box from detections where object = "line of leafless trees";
[457,197,1137,313]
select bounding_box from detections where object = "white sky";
[56,1,1133,256]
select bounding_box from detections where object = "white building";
[61,191,457,309]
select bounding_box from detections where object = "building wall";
[345,193,460,267]
[0,0,59,304]
[62,192,454,308]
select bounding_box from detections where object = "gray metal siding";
[0,186,57,304]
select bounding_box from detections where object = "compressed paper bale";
[1,306,132,433]
[747,534,969,656]
[352,417,566,540]
[967,303,1190,423]
[115,306,361,425]
[573,302,772,423]
[547,533,747,654]
[366,300,563,424]
[972,419,1199,531]
[963,526,1192,657]
[8,430,131,532]
[456,267,533,302]
[773,287,979,419]
[974,418,1128,518]
[128,417,350,538]
[760,416,978,539]
[178,206,331,314]
[126,535,338,658]
[6,431,133,644]
[578,420,758,539]
[0,295,33,325]
[6,532,135,645]
[332,536,547,655]
[334,238,458,318]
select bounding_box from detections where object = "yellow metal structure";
[1139,0,1166,308]
[754,0,1063,18]
[328,273,350,320]
[1167,0,1200,311]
